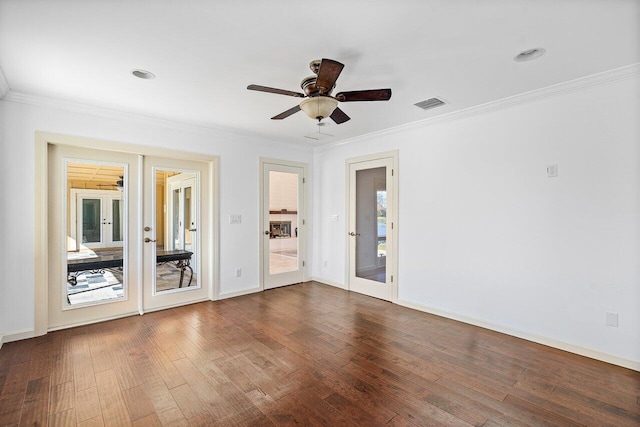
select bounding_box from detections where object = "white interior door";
[348,155,397,301]
[48,144,141,329]
[262,162,305,289]
[142,157,211,312]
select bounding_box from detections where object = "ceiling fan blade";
[247,84,305,98]
[315,59,344,94]
[330,107,350,124]
[271,105,301,120]
[335,89,392,102]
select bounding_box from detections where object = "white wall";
[2,73,638,368]
[0,98,313,337]
[312,75,640,366]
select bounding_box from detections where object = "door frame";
[34,131,219,336]
[345,150,399,302]
[259,157,309,290]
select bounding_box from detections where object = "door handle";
[144,237,157,243]
[264,230,270,235]
[189,228,197,232]
[349,232,361,236]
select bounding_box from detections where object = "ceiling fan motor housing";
[301,75,335,97]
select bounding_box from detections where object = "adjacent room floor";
[0,282,638,426]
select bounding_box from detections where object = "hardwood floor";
[1,281,638,426]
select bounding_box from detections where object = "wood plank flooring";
[1,281,639,426]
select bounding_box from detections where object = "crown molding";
[315,63,640,153]
[3,63,638,153]
[1,90,310,152]
[0,67,9,99]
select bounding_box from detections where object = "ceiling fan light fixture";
[299,96,338,120]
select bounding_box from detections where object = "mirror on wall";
[65,161,126,306]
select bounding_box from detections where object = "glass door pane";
[268,170,299,275]
[81,199,102,243]
[154,170,198,293]
[355,167,386,283]
[184,186,192,247]
[172,188,181,250]
[66,162,126,306]
[112,199,124,242]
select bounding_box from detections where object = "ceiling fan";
[97,176,124,191]
[247,58,391,124]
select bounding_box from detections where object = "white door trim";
[345,150,399,302]
[259,157,309,290]
[34,131,219,336]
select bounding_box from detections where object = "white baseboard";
[142,298,211,314]
[396,299,640,372]
[1,328,36,344]
[310,277,347,290]
[217,286,262,300]
[47,311,140,332]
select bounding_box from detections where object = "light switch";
[606,312,618,327]
[229,215,242,224]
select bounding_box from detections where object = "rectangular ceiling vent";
[414,97,446,111]
[304,132,333,141]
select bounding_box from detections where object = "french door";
[48,145,141,329]
[47,145,212,329]
[347,153,398,301]
[142,157,211,312]
[262,161,306,289]
[71,190,124,250]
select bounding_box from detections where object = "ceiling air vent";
[414,97,445,111]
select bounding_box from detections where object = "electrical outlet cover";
[606,312,619,327]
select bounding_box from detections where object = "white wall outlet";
[235,268,242,278]
[229,215,242,224]
[605,312,618,327]
[546,164,558,177]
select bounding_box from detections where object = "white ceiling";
[1,0,638,146]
